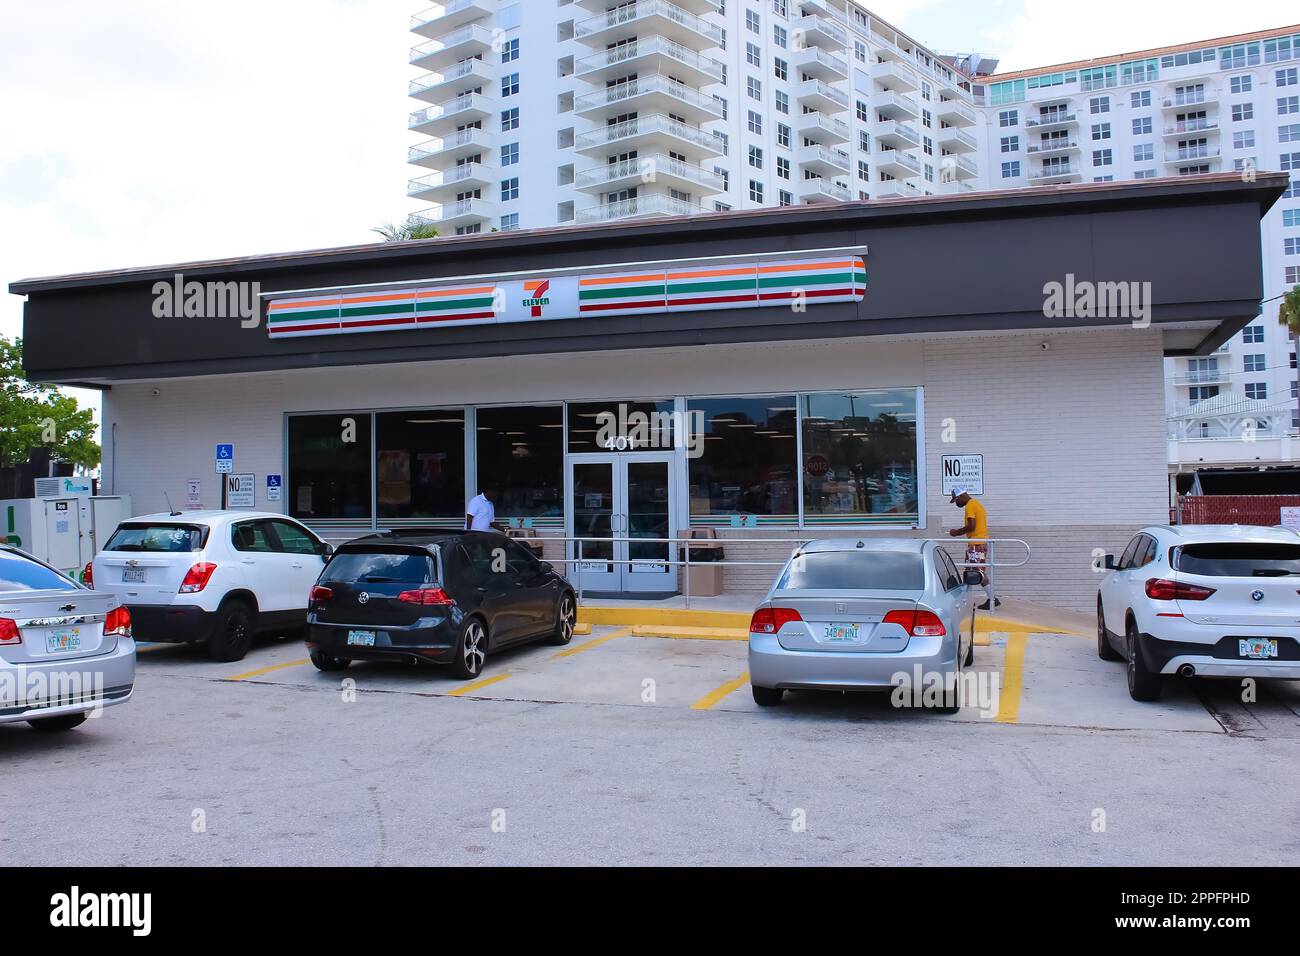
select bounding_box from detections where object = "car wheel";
[1097,598,1123,661]
[1126,618,1163,702]
[450,617,487,680]
[547,592,576,646]
[28,712,88,732]
[752,684,784,706]
[309,648,351,672]
[207,599,255,662]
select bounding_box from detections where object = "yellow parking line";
[446,672,512,697]
[224,658,311,681]
[691,671,750,710]
[552,626,633,659]
[995,633,1029,724]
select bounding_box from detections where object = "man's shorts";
[966,543,989,586]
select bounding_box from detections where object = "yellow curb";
[630,625,748,641]
[578,607,751,629]
[691,671,750,710]
[446,672,512,697]
[224,658,310,681]
[573,623,593,636]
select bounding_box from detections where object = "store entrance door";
[567,453,677,595]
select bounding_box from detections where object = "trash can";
[678,528,725,597]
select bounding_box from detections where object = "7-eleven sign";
[522,279,551,318]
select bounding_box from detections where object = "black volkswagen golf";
[305,530,576,679]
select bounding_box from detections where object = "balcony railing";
[937,127,978,151]
[574,154,725,192]
[574,0,723,47]
[409,59,493,98]
[1163,90,1212,108]
[798,178,852,202]
[1030,163,1080,180]
[877,149,921,175]
[794,46,849,77]
[1025,111,1077,128]
[798,144,851,171]
[576,194,705,223]
[574,35,724,82]
[407,163,493,196]
[574,113,721,153]
[1166,146,1221,162]
[793,13,847,46]
[1172,369,1227,385]
[411,0,494,34]
[1164,119,1218,136]
[797,78,850,110]
[574,74,723,117]
[408,128,493,164]
[1026,138,1080,153]
[410,24,494,65]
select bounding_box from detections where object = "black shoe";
[977,599,1002,611]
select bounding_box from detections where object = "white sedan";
[1097,524,1300,701]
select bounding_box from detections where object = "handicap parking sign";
[266,474,282,502]
[215,443,234,474]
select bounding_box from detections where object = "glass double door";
[568,453,676,594]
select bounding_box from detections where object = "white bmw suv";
[1098,524,1300,701]
[86,511,332,662]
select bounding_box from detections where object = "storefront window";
[801,389,919,522]
[375,410,466,520]
[287,413,373,521]
[475,405,564,518]
[567,399,675,453]
[687,396,798,517]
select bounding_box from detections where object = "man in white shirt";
[465,485,504,532]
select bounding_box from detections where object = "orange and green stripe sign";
[266,255,866,339]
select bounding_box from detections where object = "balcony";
[1025,111,1078,130]
[1028,163,1083,184]
[408,93,494,136]
[573,0,719,12]
[1163,119,1219,137]
[1026,137,1081,156]
[408,128,495,169]
[934,98,977,127]
[796,177,853,204]
[793,12,847,48]
[410,24,495,71]
[1162,90,1214,111]
[574,153,726,194]
[873,180,923,200]
[796,78,849,113]
[410,0,496,39]
[410,197,498,231]
[407,162,495,202]
[573,74,723,123]
[409,59,495,103]
[875,148,921,178]
[1172,367,1229,386]
[1165,146,1221,163]
[795,111,851,146]
[574,113,724,157]
[793,45,849,81]
[941,154,978,181]
[876,119,921,150]
[574,0,723,50]
[796,143,851,176]
[574,35,723,86]
[575,193,706,223]
[936,125,978,152]
[874,91,920,121]
[873,61,919,94]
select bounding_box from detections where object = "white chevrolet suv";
[1098,525,1300,701]
[86,511,332,662]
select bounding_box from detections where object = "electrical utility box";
[1,494,132,578]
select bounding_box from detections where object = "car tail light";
[104,606,131,638]
[309,585,334,605]
[397,587,454,606]
[179,562,218,593]
[749,607,802,634]
[82,561,94,588]
[1145,578,1216,601]
[0,618,20,645]
[882,609,947,637]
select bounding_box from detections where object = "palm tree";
[1279,285,1300,435]
[371,220,440,242]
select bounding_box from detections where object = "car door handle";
[241,559,256,565]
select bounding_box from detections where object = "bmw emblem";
[358,592,370,604]
[1251,590,1265,603]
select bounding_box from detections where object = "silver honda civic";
[748,538,981,709]
[0,545,136,732]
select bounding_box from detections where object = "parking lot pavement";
[4,623,1297,866]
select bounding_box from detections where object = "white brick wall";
[102,327,1167,611]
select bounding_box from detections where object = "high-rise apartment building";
[406,3,1300,473]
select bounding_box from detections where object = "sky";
[2,0,1298,417]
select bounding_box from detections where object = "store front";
[11,173,1287,609]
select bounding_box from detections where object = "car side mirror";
[1103,553,1117,570]
[963,570,984,587]
[538,561,553,574]
[320,542,334,557]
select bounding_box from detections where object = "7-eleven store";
[11,174,1286,609]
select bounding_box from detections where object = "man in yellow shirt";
[948,487,999,610]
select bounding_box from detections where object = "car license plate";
[122,567,146,583]
[46,629,82,654]
[824,623,861,643]
[347,630,376,647]
[1239,638,1278,660]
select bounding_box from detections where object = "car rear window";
[1175,543,1300,577]
[778,551,926,591]
[322,549,437,585]
[105,524,206,552]
[0,550,76,592]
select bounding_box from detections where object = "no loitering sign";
[941,455,983,496]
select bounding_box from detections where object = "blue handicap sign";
[215,444,234,460]
[266,474,282,488]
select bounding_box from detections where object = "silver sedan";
[0,545,135,732]
[748,538,980,710]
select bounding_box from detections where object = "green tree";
[371,219,440,242]
[1279,285,1300,435]
[0,336,100,469]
